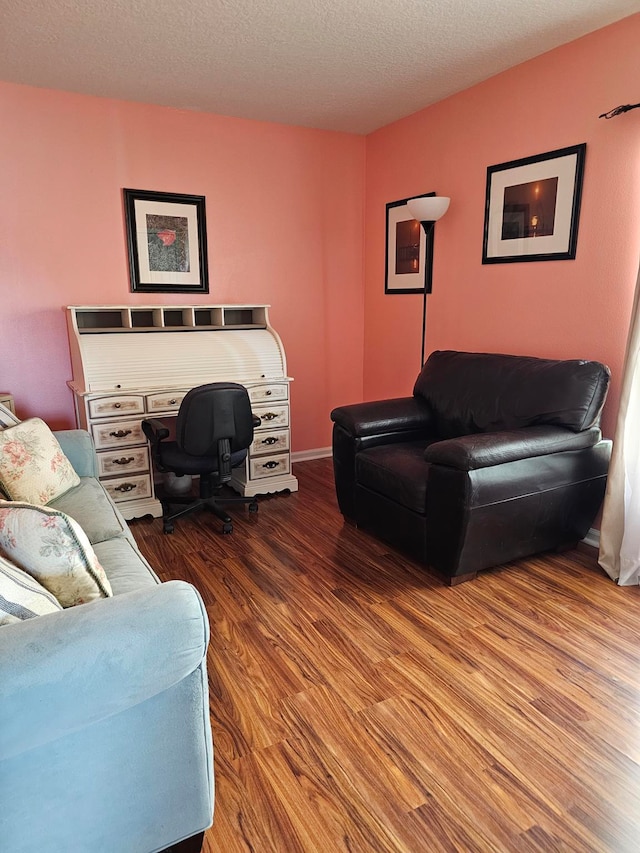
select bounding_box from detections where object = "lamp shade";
[406,196,450,223]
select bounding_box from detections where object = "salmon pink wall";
[364,13,640,440]
[0,82,365,449]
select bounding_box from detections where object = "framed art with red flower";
[123,189,209,293]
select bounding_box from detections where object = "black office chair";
[142,382,259,535]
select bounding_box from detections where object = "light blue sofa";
[0,430,214,853]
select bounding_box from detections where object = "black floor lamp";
[406,195,450,367]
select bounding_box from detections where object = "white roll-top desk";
[66,304,298,520]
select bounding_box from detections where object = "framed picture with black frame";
[482,143,586,264]
[385,192,435,294]
[123,188,209,293]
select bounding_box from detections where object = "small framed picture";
[482,144,586,264]
[385,193,434,294]
[123,189,209,293]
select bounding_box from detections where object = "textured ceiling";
[1,0,639,133]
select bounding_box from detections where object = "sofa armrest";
[54,429,98,478]
[331,397,433,438]
[424,425,603,471]
[0,580,209,761]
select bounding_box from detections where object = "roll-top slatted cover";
[80,329,285,391]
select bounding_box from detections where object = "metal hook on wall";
[599,102,640,119]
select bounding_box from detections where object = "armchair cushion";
[356,441,432,514]
[414,350,610,437]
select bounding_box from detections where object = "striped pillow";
[0,402,20,430]
[0,554,62,625]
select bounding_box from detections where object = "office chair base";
[160,493,258,535]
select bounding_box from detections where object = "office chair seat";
[142,382,259,535]
[157,443,248,476]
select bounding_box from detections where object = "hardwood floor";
[130,458,640,853]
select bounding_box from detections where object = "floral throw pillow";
[0,554,62,625]
[0,418,80,504]
[0,501,112,607]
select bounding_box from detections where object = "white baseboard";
[582,528,600,549]
[291,447,332,463]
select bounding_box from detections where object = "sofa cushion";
[0,418,80,504]
[49,478,128,545]
[0,501,112,607]
[356,440,432,514]
[0,554,62,625]
[92,537,160,596]
[413,350,610,438]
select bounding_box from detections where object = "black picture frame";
[385,193,435,294]
[482,143,586,264]
[123,189,209,293]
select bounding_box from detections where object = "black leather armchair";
[143,382,259,535]
[331,351,612,585]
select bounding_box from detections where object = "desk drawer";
[249,453,290,480]
[250,429,289,456]
[146,391,187,413]
[253,404,289,429]
[248,384,288,404]
[97,447,149,477]
[103,474,152,503]
[92,419,145,450]
[89,395,145,419]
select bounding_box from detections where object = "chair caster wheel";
[249,500,258,514]
[163,522,174,534]
[222,522,233,534]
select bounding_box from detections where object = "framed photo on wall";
[482,143,586,264]
[123,189,209,293]
[385,193,435,294]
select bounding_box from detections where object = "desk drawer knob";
[263,461,279,470]
[113,456,135,465]
[262,437,278,446]
[109,429,132,438]
[169,399,177,405]
[114,403,121,409]
[115,482,136,493]
[262,412,277,421]
[265,390,272,396]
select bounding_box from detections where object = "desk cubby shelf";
[66,304,298,519]
[74,305,268,332]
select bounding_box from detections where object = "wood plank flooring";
[130,458,640,853]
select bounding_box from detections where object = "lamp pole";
[405,195,450,369]
[417,219,436,367]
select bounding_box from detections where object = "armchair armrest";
[331,397,433,438]
[54,429,98,477]
[424,425,602,471]
[0,580,209,761]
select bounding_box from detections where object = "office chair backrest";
[176,383,255,457]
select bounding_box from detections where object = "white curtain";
[599,261,640,585]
